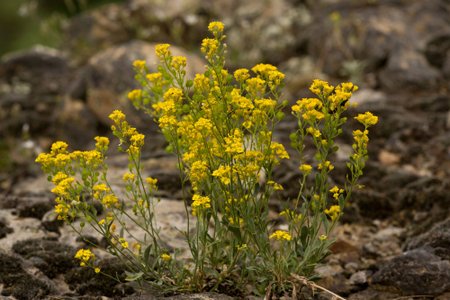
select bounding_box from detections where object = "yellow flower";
[270,142,289,159]
[324,205,341,221]
[212,165,232,185]
[145,177,158,189]
[267,180,283,191]
[299,164,312,174]
[319,234,327,241]
[194,117,213,132]
[191,194,211,215]
[146,72,163,83]
[74,249,95,265]
[171,56,187,69]
[128,89,142,101]
[51,172,68,184]
[309,79,334,96]
[208,21,224,34]
[51,141,69,155]
[163,87,183,103]
[161,253,172,261]
[123,172,135,182]
[155,43,171,59]
[132,60,146,69]
[224,129,244,154]
[94,267,101,273]
[201,38,219,58]
[102,194,119,208]
[130,133,145,147]
[94,136,109,152]
[194,73,210,92]
[246,77,266,95]
[119,237,129,249]
[329,186,344,200]
[306,126,321,138]
[234,68,250,82]
[318,160,334,171]
[355,112,378,127]
[51,177,75,198]
[109,110,126,124]
[133,242,141,252]
[269,230,292,241]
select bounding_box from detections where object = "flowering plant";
[36,21,377,296]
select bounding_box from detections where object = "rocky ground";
[1,0,450,299]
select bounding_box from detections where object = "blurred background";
[0,0,449,298]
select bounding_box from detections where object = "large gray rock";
[371,248,450,295]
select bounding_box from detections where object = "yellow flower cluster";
[309,79,334,97]
[208,21,224,34]
[299,164,312,174]
[318,160,334,172]
[132,60,146,69]
[191,194,211,216]
[269,230,292,241]
[161,253,172,262]
[355,112,378,127]
[145,177,158,189]
[74,249,95,267]
[128,89,142,102]
[329,185,344,200]
[201,38,219,58]
[324,205,341,221]
[155,43,171,59]
[234,68,250,82]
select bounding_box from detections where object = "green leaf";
[124,271,144,282]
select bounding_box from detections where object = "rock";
[349,270,369,286]
[65,257,134,297]
[41,210,64,233]
[306,0,449,89]
[203,0,311,67]
[425,34,450,69]
[16,196,53,220]
[0,46,70,138]
[0,218,13,238]
[62,3,131,62]
[348,287,399,300]
[378,150,400,166]
[12,239,77,278]
[405,217,450,260]
[371,248,450,295]
[163,292,235,300]
[0,251,51,300]
[378,48,441,91]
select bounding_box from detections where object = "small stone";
[349,271,368,285]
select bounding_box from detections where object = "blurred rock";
[0,218,13,238]
[0,46,70,138]
[405,217,450,260]
[65,257,134,297]
[307,0,449,90]
[62,3,131,63]
[378,48,441,91]
[203,0,311,67]
[0,251,51,299]
[12,238,77,278]
[371,248,450,295]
